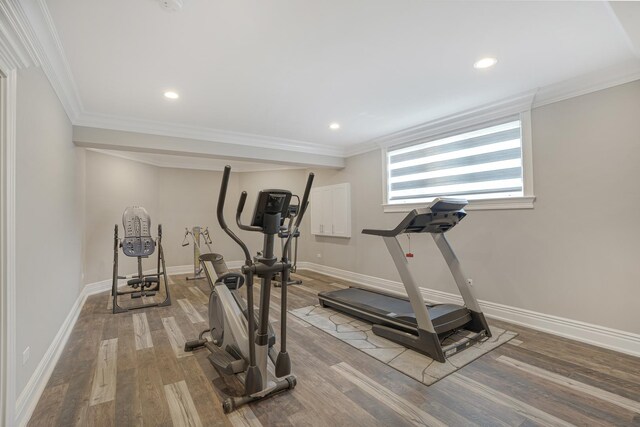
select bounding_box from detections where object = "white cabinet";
[310,183,351,238]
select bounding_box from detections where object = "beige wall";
[82,155,310,283]
[302,80,640,335]
[83,150,159,283]
[156,166,244,267]
[82,152,245,283]
[15,67,82,394]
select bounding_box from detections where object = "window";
[385,116,533,209]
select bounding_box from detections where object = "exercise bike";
[184,165,314,413]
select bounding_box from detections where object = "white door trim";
[0,2,41,423]
[0,65,17,427]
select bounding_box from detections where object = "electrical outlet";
[316,253,322,258]
[467,278,473,287]
[23,347,30,365]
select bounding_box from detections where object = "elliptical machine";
[184,165,314,413]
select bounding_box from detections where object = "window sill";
[383,196,536,213]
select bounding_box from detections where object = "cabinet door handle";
[332,225,334,234]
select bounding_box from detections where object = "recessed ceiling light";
[329,122,340,130]
[164,91,179,99]
[473,57,497,69]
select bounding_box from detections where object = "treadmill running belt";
[319,287,472,335]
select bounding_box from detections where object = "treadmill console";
[429,198,467,212]
[362,197,468,236]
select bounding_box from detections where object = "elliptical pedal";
[207,348,248,375]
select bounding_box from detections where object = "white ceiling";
[35,1,640,155]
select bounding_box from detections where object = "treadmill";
[318,198,491,362]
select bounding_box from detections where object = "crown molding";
[532,59,640,108]
[346,60,640,158]
[86,148,305,173]
[0,1,39,70]
[73,126,345,168]
[346,91,536,156]
[16,0,83,120]
[75,111,345,158]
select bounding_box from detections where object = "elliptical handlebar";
[236,191,262,232]
[294,173,314,229]
[218,165,252,263]
[283,172,314,257]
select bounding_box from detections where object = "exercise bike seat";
[121,206,155,257]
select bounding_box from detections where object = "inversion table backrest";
[121,206,156,257]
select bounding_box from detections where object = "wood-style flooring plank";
[27,383,69,427]
[447,373,573,427]
[89,338,118,406]
[85,400,115,426]
[332,361,446,427]
[162,316,193,359]
[462,353,631,426]
[189,286,209,304]
[132,312,154,350]
[136,348,172,426]
[179,355,231,427]
[490,319,640,384]
[498,343,640,401]
[228,406,263,427]
[152,327,186,385]
[497,355,640,414]
[178,298,206,323]
[115,368,143,427]
[164,380,204,427]
[53,358,95,426]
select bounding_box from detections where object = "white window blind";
[386,118,523,204]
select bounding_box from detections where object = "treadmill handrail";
[362,209,420,237]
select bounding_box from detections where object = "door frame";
[0,64,17,427]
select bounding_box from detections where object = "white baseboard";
[14,285,89,426]
[15,263,195,426]
[298,262,640,358]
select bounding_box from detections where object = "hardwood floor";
[28,271,640,426]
